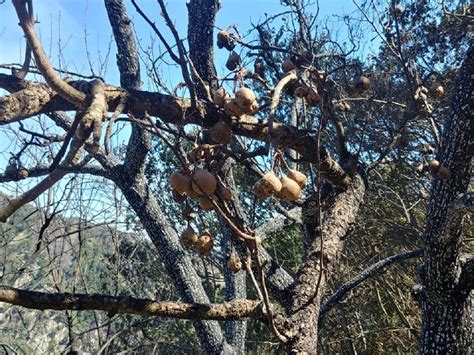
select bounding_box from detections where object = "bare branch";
[0,286,264,321]
[0,80,107,222]
[12,0,86,106]
[318,248,423,323]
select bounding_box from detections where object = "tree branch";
[256,207,302,240]
[318,248,424,323]
[12,0,85,106]
[187,0,219,97]
[0,80,107,222]
[0,286,264,321]
[0,75,350,187]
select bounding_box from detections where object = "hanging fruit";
[191,168,217,195]
[227,253,242,273]
[196,231,214,254]
[258,172,283,195]
[181,226,198,246]
[278,176,301,202]
[210,120,233,145]
[212,87,230,107]
[355,75,371,92]
[226,51,241,71]
[169,171,192,194]
[199,195,215,211]
[288,169,308,188]
[431,82,444,98]
[235,87,256,108]
[217,30,236,51]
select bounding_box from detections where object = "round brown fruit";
[192,168,217,195]
[279,176,301,202]
[254,180,272,199]
[17,167,29,179]
[5,164,17,178]
[219,185,233,201]
[282,58,296,72]
[217,30,235,51]
[288,169,307,188]
[356,75,371,91]
[199,195,215,211]
[225,99,244,117]
[227,254,242,273]
[212,87,229,107]
[235,87,256,108]
[181,226,198,246]
[196,232,214,254]
[210,120,232,145]
[169,171,191,194]
[259,172,282,195]
[431,83,444,98]
[428,160,440,172]
[226,51,241,71]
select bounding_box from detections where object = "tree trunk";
[419,45,473,354]
[287,175,366,353]
[419,293,473,353]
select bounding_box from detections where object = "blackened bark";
[221,223,247,354]
[104,0,149,178]
[419,45,473,354]
[104,0,141,90]
[219,165,247,354]
[113,169,231,354]
[187,0,219,97]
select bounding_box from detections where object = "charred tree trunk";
[418,45,473,354]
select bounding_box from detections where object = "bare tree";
[0,0,472,353]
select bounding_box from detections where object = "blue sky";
[1,0,361,85]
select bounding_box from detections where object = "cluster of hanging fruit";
[415,159,450,180]
[181,226,214,255]
[254,163,307,203]
[216,29,243,71]
[169,164,232,211]
[254,170,307,202]
[213,86,259,118]
[294,84,321,107]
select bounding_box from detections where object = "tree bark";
[286,175,366,353]
[419,45,473,354]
